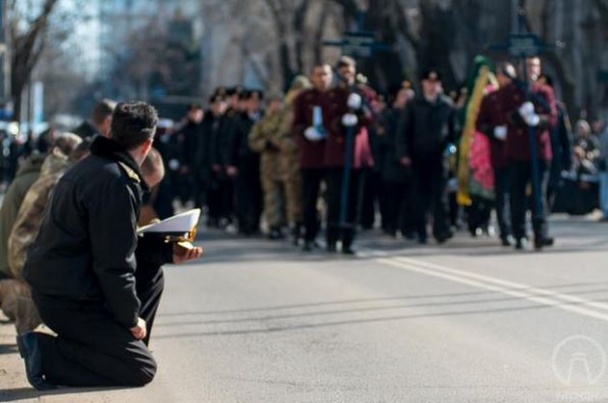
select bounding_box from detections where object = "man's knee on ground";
[124,356,157,386]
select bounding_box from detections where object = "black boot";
[17,332,56,390]
[268,227,285,240]
[534,236,554,251]
[342,228,356,255]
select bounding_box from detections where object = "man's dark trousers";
[509,160,550,241]
[301,168,325,243]
[33,295,157,387]
[412,159,450,241]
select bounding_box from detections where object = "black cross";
[485,4,554,220]
[322,11,392,60]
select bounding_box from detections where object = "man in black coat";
[202,95,230,228]
[175,103,205,208]
[221,90,264,235]
[378,84,415,238]
[396,70,455,244]
[19,102,160,389]
[72,99,116,140]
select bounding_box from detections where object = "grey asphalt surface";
[2,215,608,402]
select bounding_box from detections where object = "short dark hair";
[337,56,356,70]
[110,102,158,150]
[91,99,117,125]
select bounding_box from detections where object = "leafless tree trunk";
[8,0,59,121]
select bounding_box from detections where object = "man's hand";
[493,125,507,141]
[173,243,204,264]
[400,157,412,167]
[130,317,147,340]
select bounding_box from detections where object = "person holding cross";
[497,58,558,250]
[324,56,376,254]
[292,63,333,252]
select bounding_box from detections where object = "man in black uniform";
[202,95,230,228]
[396,70,454,244]
[19,102,159,389]
[72,99,116,140]
[222,90,264,235]
[175,103,205,208]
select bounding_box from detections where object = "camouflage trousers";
[261,173,302,228]
[0,279,41,333]
[284,170,302,225]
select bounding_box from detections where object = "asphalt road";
[2,215,608,402]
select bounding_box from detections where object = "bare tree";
[7,0,60,121]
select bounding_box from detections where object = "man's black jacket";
[24,136,148,329]
[395,95,455,162]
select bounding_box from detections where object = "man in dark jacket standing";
[396,70,454,244]
[222,90,264,235]
[378,84,415,238]
[18,102,159,390]
[72,99,116,140]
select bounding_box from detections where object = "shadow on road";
[0,386,140,402]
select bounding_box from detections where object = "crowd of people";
[0,53,606,390]
[2,56,608,257]
[127,56,606,252]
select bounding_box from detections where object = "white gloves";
[347,93,362,110]
[518,101,540,127]
[493,125,507,141]
[304,126,325,142]
[341,113,359,127]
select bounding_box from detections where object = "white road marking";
[376,257,608,323]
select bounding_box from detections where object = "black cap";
[227,85,245,97]
[421,69,441,82]
[213,86,228,97]
[244,89,264,101]
[209,94,226,104]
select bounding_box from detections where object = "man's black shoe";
[501,235,516,247]
[302,241,313,252]
[342,246,355,255]
[327,243,337,253]
[514,238,529,251]
[436,231,453,244]
[268,228,285,240]
[16,332,56,390]
[534,237,554,250]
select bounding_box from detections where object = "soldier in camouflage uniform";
[0,133,84,333]
[275,75,311,244]
[249,95,286,239]
[9,135,86,279]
